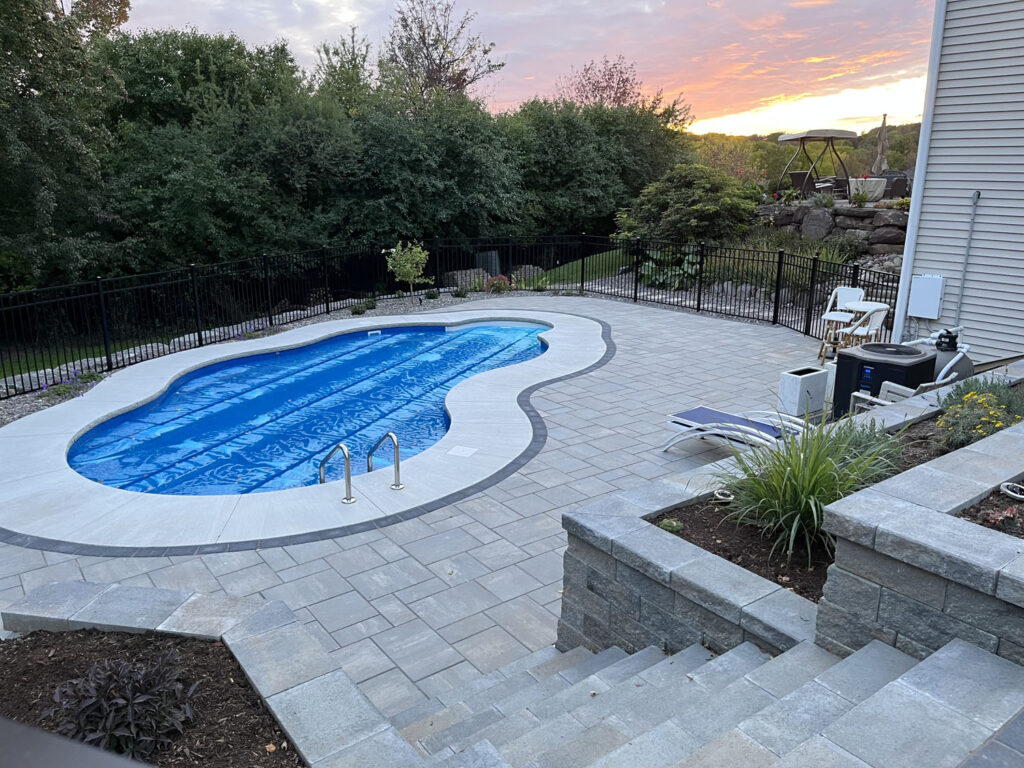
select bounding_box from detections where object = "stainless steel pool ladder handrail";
[367,432,404,490]
[318,443,356,504]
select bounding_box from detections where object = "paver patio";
[0,295,819,715]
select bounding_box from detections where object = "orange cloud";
[803,56,836,63]
[790,0,836,7]
[741,13,785,31]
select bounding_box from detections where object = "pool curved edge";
[0,309,609,551]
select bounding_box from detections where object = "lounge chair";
[849,374,957,415]
[662,406,806,452]
[819,285,866,363]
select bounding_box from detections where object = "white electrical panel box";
[908,274,944,319]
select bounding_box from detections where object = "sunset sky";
[125,0,937,136]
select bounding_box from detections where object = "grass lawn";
[1,342,114,378]
[540,249,633,284]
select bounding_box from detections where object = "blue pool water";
[68,324,546,495]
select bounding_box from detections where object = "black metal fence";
[0,235,899,398]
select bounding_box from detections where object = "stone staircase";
[372,637,1024,768]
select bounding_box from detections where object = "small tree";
[385,241,433,299]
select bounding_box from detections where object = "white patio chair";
[849,373,958,415]
[835,305,889,350]
[818,286,865,362]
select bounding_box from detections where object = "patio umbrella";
[870,113,889,175]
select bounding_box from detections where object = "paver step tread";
[558,646,629,684]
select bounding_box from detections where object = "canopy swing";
[776,129,857,198]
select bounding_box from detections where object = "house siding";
[900,0,1024,361]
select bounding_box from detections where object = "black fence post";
[771,249,785,325]
[96,277,114,372]
[262,254,273,328]
[190,264,204,347]
[579,234,586,294]
[631,239,641,303]
[851,263,861,288]
[803,253,821,336]
[321,245,331,313]
[695,242,706,312]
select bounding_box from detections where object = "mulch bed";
[958,489,1024,541]
[650,503,830,601]
[0,630,305,767]
[649,414,951,604]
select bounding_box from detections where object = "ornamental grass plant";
[720,418,902,563]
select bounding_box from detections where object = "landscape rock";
[873,209,910,227]
[801,207,835,239]
[868,244,905,256]
[835,216,876,231]
[870,226,906,245]
[443,268,488,289]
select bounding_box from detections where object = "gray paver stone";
[741,588,816,650]
[815,640,916,704]
[315,727,422,768]
[610,525,707,585]
[266,669,389,765]
[738,680,853,756]
[156,593,262,639]
[671,555,779,623]
[777,736,871,767]
[227,622,343,698]
[435,740,512,768]
[823,489,935,548]
[814,599,896,656]
[68,584,190,633]
[834,538,948,609]
[562,512,647,553]
[822,681,992,768]
[220,599,298,643]
[871,465,992,515]
[744,641,839,698]
[877,588,998,653]
[1,581,108,632]
[821,566,881,622]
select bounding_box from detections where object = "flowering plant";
[937,390,1023,449]
[484,275,512,293]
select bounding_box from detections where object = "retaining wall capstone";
[817,369,1024,662]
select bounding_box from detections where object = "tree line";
[1,0,689,291]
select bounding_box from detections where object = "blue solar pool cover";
[68,325,545,495]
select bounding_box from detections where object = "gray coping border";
[1,581,426,767]
[0,309,614,557]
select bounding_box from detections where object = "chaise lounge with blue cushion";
[661,406,806,452]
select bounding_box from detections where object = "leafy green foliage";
[658,517,684,533]
[424,288,440,299]
[807,192,834,209]
[349,303,367,315]
[851,192,869,208]
[937,379,1024,449]
[385,241,432,296]
[38,370,105,402]
[41,653,197,760]
[720,419,902,563]
[615,164,756,244]
[876,198,912,211]
[363,297,377,309]
[452,285,469,298]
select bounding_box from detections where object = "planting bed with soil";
[0,629,304,768]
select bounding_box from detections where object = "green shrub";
[530,277,549,292]
[38,370,104,402]
[807,192,834,209]
[937,379,1024,449]
[424,288,440,299]
[851,192,869,208]
[720,418,902,563]
[350,303,367,315]
[42,653,197,760]
[877,197,911,211]
[394,289,405,299]
[615,163,756,244]
[452,285,469,298]
[363,297,377,310]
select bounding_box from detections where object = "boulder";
[833,205,877,218]
[792,206,810,224]
[869,226,906,245]
[780,224,800,235]
[756,204,796,226]
[868,243,905,255]
[801,207,835,239]
[835,215,876,231]
[836,228,871,243]
[872,209,910,227]
[512,264,544,283]
[443,267,489,288]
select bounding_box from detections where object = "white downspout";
[892,0,948,343]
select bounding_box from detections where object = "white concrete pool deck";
[0,310,606,548]
[0,296,819,712]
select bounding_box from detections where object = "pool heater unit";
[832,343,937,418]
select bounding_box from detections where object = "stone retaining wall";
[557,506,816,657]
[756,204,909,272]
[817,379,1024,663]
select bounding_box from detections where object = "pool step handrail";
[368,432,404,490]
[318,443,356,504]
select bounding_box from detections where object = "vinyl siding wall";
[904,0,1024,361]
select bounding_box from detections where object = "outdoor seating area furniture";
[662,406,806,452]
[835,302,889,350]
[848,373,957,415]
[818,286,865,363]
[848,177,887,202]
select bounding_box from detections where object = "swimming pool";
[68,323,546,495]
